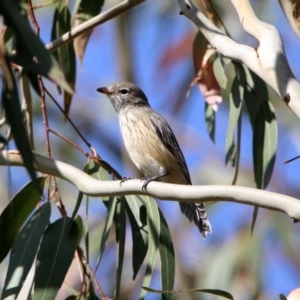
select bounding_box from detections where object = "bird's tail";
[179,202,212,238]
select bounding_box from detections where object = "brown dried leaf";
[73,18,93,64]
[191,48,222,111]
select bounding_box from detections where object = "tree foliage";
[0,0,299,299]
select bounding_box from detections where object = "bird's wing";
[149,112,192,185]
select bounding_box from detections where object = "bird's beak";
[96,87,113,95]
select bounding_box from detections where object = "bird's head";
[97,81,150,113]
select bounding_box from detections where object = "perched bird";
[97,81,212,238]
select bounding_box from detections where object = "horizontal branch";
[177,0,300,120]
[1,151,300,222]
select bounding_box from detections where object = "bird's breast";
[118,109,176,179]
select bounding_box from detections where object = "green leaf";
[253,100,277,189]
[113,198,122,242]
[250,205,259,235]
[158,210,175,300]
[142,287,234,299]
[205,102,215,143]
[71,163,92,219]
[0,0,72,93]
[51,4,76,115]
[245,67,268,101]
[0,177,45,263]
[225,67,244,166]
[1,57,36,183]
[213,53,227,89]
[125,196,148,280]
[115,199,126,300]
[34,217,79,300]
[1,203,51,300]
[243,65,267,128]
[192,30,208,72]
[86,159,111,201]
[94,197,117,273]
[139,196,160,300]
[231,115,241,185]
[74,215,83,244]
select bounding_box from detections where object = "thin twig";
[46,0,145,51]
[44,87,93,150]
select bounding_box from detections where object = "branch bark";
[177,0,300,120]
[1,151,300,222]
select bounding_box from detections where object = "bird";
[97,81,212,238]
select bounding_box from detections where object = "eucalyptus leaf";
[253,101,277,189]
[34,217,79,300]
[142,287,234,299]
[125,196,148,280]
[51,4,76,115]
[205,102,215,143]
[0,0,72,93]
[1,203,51,300]
[158,210,175,300]
[139,195,160,300]
[115,199,126,300]
[0,177,45,262]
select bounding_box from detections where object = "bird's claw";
[141,177,151,191]
[120,176,132,186]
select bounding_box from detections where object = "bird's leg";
[141,172,169,191]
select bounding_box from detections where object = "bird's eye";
[120,88,129,95]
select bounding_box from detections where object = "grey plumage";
[97,81,212,238]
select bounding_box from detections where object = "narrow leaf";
[1,57,36,182]
[231,114,242,185]
[192,30,208,73]
[158,210,175,300]
[115,199,126,300]
[34,217,79,300]
[0,0,72,93]
[0,177,45,262]
[250,205,259,235]
[142,287,234,299]
[253,101,277,189]
[71,163,92,219]
[125,195,148,280]
[139,196,160,300]
[205,102,215,143]
[51,5,76,115]
[1,203,51,300]
[94,197,117,274]
[74,215,83,244]
[225,67,244,166]
[86,159,111,201]
[213,53,227,89]
[252,100,277,233]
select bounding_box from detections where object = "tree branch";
[45,0,144,51]
[1,151,300,222]
[177,0,300,120]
